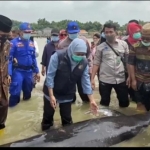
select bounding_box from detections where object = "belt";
[13,65,33,70]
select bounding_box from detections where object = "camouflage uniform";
[0,40,11,129]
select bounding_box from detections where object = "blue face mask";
[23,33,31,40]
[51,36,59,42]
[133,32,141,40]
[101,32,105,39]
[141,41,150,47]
[69,33,78,40]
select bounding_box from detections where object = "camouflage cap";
[141,23,150,37]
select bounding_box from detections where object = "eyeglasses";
[60,34,67,36]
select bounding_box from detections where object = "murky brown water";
[0,38,150,147]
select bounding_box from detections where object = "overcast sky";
[1,1,149,25]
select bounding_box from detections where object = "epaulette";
[132,41,141,48]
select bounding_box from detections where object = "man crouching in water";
[0,15,12,130]
[41,38,98,131]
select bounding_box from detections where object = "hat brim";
[51,33,59,36]
[21,29,32,32]
[68,29,80,34]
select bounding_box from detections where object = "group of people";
[0,14,150,133]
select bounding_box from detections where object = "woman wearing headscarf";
[41,38,98,131]
[125,22,142,102]
[126,22,142,46]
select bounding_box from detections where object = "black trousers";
[128,87,136,102]
[41,96,72,131]
[72,79,89,103]
[99,81,129,107]
[125,72,136,102]
[134,85,150,111]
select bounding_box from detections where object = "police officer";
[58,21,91,103]
[0,15,12,130]
[8,22,40,107]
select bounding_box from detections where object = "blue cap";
[67,21,80,34]
[19,22,32,32]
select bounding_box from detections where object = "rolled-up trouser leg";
[0,100,8,129]
[9,70,23,107]
[22,71,33,100]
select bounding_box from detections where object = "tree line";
[12,18,148,33]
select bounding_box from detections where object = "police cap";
[0,15,12,33]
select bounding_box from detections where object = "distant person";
[59,29,67,41]
[58,21,91,103]
[30,36,39,88]
[47,37,51,43]
[11,29,19,39]
[89,33,100,75]
[41,38,98,131]
[30,36,39,57]
[0,15,12,130]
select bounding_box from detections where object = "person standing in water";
[125,22,142,103]
[30,36,39,88]
[89,33,100,75]
[41,38,98,131]
[0,15,12,130]
[128,23,150,112]
[58,21,91,103]
[8,22,40,107]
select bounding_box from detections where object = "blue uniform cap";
[67,21,80,34]
[19,22,32,32]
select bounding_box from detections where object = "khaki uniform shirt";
[93,39,129,84]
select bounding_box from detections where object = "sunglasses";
[60,34,67,36]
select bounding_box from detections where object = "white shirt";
[34,40,39,57]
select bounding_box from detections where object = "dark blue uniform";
[8,37,39,107]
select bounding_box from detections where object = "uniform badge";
[78,64,83,70]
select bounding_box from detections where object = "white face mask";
[23,33,31,40]
[142,41,150,47]
[68,33,78,40]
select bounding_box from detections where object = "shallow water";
[0,38,150,147]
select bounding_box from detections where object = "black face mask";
[0,35,8,49]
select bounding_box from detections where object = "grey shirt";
[93,39,129,84]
